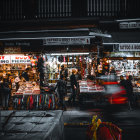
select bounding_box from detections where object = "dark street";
[64,103,140,140]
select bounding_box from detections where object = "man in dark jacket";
[125,75,135,110]
[68,71,77,104]
[120,75,126,89]
[0,82,11,110]
[22,68,29,81]
[56,75,67,110]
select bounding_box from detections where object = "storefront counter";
[0,110,64,140]
[78,80,104,105]
[79,80,104,93]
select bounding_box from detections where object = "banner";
[43,37,90,45]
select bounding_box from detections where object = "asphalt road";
[63,103,140,140]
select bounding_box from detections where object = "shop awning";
[0,29,91,40]
[0,28,112,41]
[103,31,140,44]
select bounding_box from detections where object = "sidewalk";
[0,110,64,140]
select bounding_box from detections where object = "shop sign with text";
[11,56,31,63]
[4,42,30,46]
[119,43,140,51]
[120,22,140,29]
[0,55,31,64]
[0,55,10,64]
[43,37,90,45]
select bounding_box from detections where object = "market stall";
[0,54,59,110]
[0,54,39,90]
[78,80,105,105]
[108,51,140,87]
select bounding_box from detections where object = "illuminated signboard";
[0,55,10,64]
[0,55,31,64]
[119,43,140,51]
[120,22,140,29]
[43,37,90,45]
[11,55,31,63]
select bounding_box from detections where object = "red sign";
[11,55,31,63]
[15,56,30,60]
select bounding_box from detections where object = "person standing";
[14,75,21,91]
[22,68,29,81]
[68,70,77,105]
[60,65,68,81]
[0,82,11,110]
[55,75,67,110]
[37,55,45,87]
[75,70,82,81]
[119,75,126,89]
[125,75,135,110]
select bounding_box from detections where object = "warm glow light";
[49,53,90,56]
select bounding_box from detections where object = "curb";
[64,122,91,126]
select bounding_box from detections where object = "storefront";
[0,54,38,86]
[103,43,140,87]
[0,53,60,110]
[0,28,111,109]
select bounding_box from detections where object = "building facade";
[0,0,140,21]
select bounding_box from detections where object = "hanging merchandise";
[48,97,52,109]
[37,55,44,72]
[79,56,82,62]
[29,95,34,109]
[65,56,69,63]
[63,56,66,62]
[12,93,58,110]
[76,56,79,63]
[72,56,74,67]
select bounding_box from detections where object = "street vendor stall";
[78,80,105,105]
